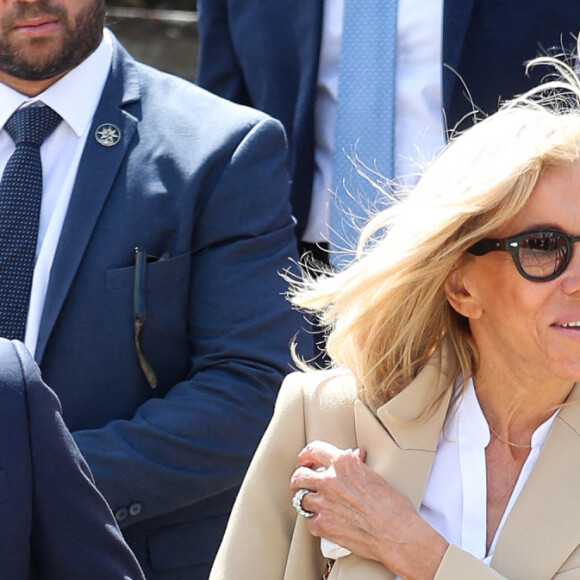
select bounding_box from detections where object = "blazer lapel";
[326,351,580,579]
[441,0,476,116]
[35,35,140,362]
[330,348,456,579]
[362,349,454,507]
[491,383,580,578]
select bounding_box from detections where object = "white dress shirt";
[0,30,113,355]
[304,0,445,243]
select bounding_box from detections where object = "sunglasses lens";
[518,232,568,279]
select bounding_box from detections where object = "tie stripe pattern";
[0,106,62,340]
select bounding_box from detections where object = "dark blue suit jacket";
[196,0,580,239]
[31,35,306,578]
[0,339,144,579]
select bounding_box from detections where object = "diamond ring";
[292,488,315,518]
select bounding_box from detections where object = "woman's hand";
[290,440,448,580]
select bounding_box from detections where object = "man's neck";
[0,70,67,98]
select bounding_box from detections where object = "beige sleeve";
[209,372,328,580]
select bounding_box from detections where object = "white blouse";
[421,377,557,564]
[322,377,558,571]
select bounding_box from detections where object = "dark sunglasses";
[467,228,580,282]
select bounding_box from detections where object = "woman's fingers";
[291,442,366,494]
[296,440,366,469]
[292,442,367,494]
[295,440,343,468]
[290,465,321,493]
[289,441,448,575]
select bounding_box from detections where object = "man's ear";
[444,264,483,320]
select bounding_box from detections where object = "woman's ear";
[444,263,483,320]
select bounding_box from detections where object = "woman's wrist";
[379,515,448,580]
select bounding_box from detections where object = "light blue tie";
[330,0,399,268]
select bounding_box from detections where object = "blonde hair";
[292,55,580,411]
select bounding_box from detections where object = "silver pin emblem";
[95,123,121,147]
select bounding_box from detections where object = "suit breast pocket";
[104,251,192,390]
[104,250,192,338]
[105,251,191,291]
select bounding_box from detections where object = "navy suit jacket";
[0,339,144,579]
[196,0,580,239]
[30,35,306,578]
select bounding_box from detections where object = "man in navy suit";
[0,0,307,577]
[0,338,145,579]
[196,0,580,255]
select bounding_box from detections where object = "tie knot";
[5,106,62,147]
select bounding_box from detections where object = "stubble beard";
[0,0,105,81]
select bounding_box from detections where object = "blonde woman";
[210,57,580,580]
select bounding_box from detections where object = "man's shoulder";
[105,34,275,129]
[105,36,288,175]
[117,56,283,154]
[129,54,272,127]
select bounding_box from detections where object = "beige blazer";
[210,350,580,579]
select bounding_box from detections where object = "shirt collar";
[0,29,113,137]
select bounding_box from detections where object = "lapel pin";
[95,123,121,147]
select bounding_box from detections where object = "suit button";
[129,502,142,516]
[115,508,128,522]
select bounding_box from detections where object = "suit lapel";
[330,348,456,579]
[35,36,140,362]
[441,0,476,116]
[293,0,323,73]
[491,383,580,578]
[292,0,323,126]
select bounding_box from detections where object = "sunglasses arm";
[467,238,505,256]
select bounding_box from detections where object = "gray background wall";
[106,2,198,82]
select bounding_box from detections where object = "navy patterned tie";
[0,106,62,340]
